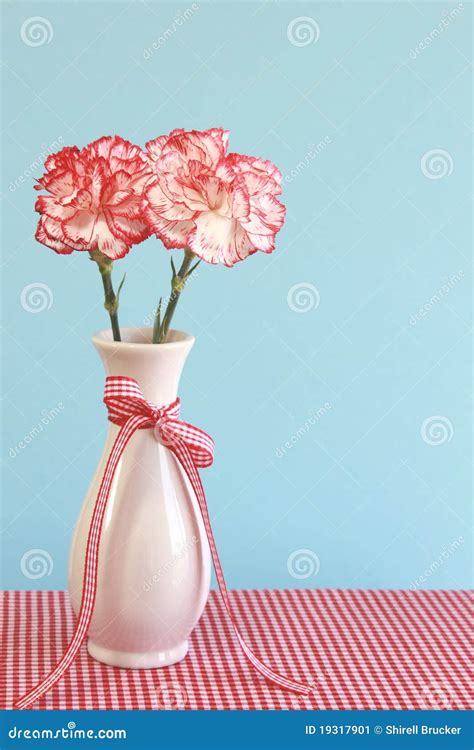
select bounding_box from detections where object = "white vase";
[68,327,211,669]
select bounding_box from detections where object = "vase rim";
[92,327,195,351]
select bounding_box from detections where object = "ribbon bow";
[16,376,310,709]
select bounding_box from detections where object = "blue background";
[1,1,472,591]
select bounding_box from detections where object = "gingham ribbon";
[16,376,310,708]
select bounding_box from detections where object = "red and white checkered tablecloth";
[0,589,471,711]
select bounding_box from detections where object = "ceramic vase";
[68,327,211,668]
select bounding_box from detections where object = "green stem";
[152,297,163,346]
[154,249,198,344]
[101,270,121,342]
[90,251,121,342]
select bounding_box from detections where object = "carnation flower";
[35,136,152,259]
[142,128,286,267]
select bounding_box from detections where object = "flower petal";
[252,194,286,231]
[35,218,75,254]
[93,214,129,259]
[145,182,195,220]
[105,189,134,206]
[35,137,150,257]
[105,210,150,244]
[245,232,276,253]
[41,170,75,198]
[188,211,255,266]
[142,205,192,249]
[146,134,175,163]
[140,128,286,264]
[62,209,95,246]
[35,195,77,222]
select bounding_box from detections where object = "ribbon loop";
[15,376,310,709]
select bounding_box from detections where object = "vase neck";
[92,328,194,405]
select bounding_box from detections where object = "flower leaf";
[116,272,126,305]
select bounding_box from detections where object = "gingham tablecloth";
[0,589,471,711]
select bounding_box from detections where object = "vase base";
[87,639,189,669]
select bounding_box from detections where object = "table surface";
[1,589,471,711]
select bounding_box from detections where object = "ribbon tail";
[14,415,147,710]
[171,439,312,696]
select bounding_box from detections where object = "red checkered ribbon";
[16,376,310,709]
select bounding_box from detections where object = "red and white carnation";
[142,128,286,267]
[35,136,152,259]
